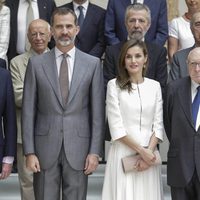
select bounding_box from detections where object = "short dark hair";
[51,7,78,26]
[116,39,148,92]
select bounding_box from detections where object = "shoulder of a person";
[146,42,166,55]
[89,3,106,13]
[173,46,192,58]
[0,5,10,14]
[0,67,10,77]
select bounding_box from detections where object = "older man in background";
[10,19,51,200]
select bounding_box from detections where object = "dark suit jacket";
[105,0,168,46]
[0,58,6,69]
[164,77,200,187]
[168,46,194,82]
[103,41,167,140]
[5,0,55,61]
[60,2,106,58]
[0,68,17,165]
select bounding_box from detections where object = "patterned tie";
[59,54,69,105]
[192,86,200,128]
[26,0,34,51]
[132,0,137,4]
[78,6,84,28]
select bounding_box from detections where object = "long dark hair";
[116,39,148,92]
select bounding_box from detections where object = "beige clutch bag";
[121,150,162,173]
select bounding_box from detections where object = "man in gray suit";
[164,47,200,200]
[22,7,105,200]
[10,19,51,200]
[169,12,200,81]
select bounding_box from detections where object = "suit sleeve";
[10,58,24,108]
[152,0,168,46]
[155,46,168,93]
[89,59,105,156]
[163,83,173,142]
[22,59,37,155]
[103,46,117,92]
[104,0,120,45]
[3,71,17,157]
[168,53,181,82]
[89,10,106,58]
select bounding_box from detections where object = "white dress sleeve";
[168,17,179,39]
[152,83,164,142]
[106,79,127,140]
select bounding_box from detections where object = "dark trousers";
[171,169,200,200]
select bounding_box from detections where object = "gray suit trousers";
[33,144,88,200]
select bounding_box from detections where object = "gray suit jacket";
[164,77,200,187]
[168,46,194,82]
[22,48,105,170]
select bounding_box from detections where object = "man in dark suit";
[5,0,55,61]
[164,47,200,200]
[105,0,168,46]
[22,7,104,200]
[59,0,105,58]
[169,12,200,82]
[0,67,17,180]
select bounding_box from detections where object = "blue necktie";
[192,86,200,128]
[78,6,84,28]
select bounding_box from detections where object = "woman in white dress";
[102,39,164,200]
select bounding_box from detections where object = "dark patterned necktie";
[192,86,200,128]
[78,6,84,28]
[59,54,69,105]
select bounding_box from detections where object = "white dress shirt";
[55,47,75,89]
[0,5,10,61]
[191,80,200,131]
[17,0,39,54]
[131,0,144,4]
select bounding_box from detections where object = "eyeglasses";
[189,62,200,68]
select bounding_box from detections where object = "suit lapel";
[42,49,63,108]
[178,77,195,130]
[67,49,88,105]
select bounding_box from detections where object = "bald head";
[187,47,200,84]
[27,19,51,54]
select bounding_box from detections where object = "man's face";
[125,10,150,40]
[51,13,79,49]
[28,20,51,54]
[188,49,200,84]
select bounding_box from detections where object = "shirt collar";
[73,0,89,11]
[191,79,200,93]
[55,46,76,59]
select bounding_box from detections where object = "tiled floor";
[0,164,171,200]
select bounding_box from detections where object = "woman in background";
[0,0,10,65]
[102,39,164,200]
[168,0,200,63]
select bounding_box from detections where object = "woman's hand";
[139,147,156,165]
